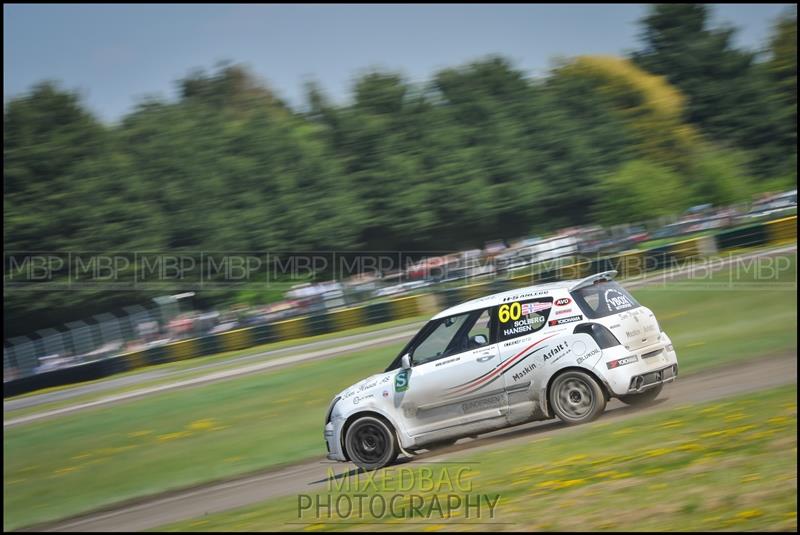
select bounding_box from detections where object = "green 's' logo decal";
[395,370,409,392]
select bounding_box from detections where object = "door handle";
[477,353,496,363]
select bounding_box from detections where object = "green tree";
[632,4,790,178]
[594,159,690,225]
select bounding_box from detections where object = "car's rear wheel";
[549,371,606,425]
[619,384,663,406]
[345,416,398,471]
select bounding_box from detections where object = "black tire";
[344,416,399,471]
[549,370,607,425]
[619,384,663,406]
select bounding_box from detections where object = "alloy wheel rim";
[352,423,387,463]
[555,377,594,419]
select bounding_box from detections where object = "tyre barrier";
[4,295,423,397]
[764,216,797,245]
[716,223,770,251]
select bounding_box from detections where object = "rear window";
[571,281,640,319]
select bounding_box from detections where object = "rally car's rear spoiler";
[569,270,618,292]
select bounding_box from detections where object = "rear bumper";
[596,333,679,396]
[626,363,678,393]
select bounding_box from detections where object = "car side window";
[412,313,471,365]
[411,308,494,365]
[465,308,493,348]
[495,298,554,343]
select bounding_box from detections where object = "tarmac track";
[30,351,797,532]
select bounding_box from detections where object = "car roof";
[431,270,618,320]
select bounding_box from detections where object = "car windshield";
[571,280,641,319]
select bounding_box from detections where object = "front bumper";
[324,420,347,462]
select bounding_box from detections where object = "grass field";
[3,253,796,530]
[159,385,798,532]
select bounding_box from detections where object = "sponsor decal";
[549,315,583,326]
[554,297,572,306]
[625,329,642,339]
[358,380,378,392]
[395,370,410,392]
[353,393,374,405]
[512,362,536,382]
[502,315,545,337]
[606,355,638,369]
[555,308,575,316]
[435,356,460,367]
[542,342,568,365]
[604,289,634,312]
[502,291,548,302]
[576,348,601,365]
[522,302,552,314]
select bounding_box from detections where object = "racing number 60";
[498,302,521,323]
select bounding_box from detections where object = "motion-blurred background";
[3,4,797,531]
[4,4,796,377]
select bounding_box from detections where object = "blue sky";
[3,3,794,123]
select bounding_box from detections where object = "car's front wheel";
[619,384,663,406]
[345,416,398,471]
[549,371,607,425]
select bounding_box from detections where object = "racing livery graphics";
[323,270,679,470]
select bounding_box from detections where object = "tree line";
[4,4,796,336]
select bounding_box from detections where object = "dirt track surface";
[31,351,796,532]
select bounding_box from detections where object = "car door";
[397,308,505,438]
[494,296,560,424]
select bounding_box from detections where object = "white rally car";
[324,271,678,470]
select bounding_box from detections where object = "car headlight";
[325,396,341,424]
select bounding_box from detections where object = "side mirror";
[471,334,488,346]
[401,353,412,370]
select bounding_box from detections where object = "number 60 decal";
[498,302,521,323]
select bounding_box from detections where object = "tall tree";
[632,4,783,178]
